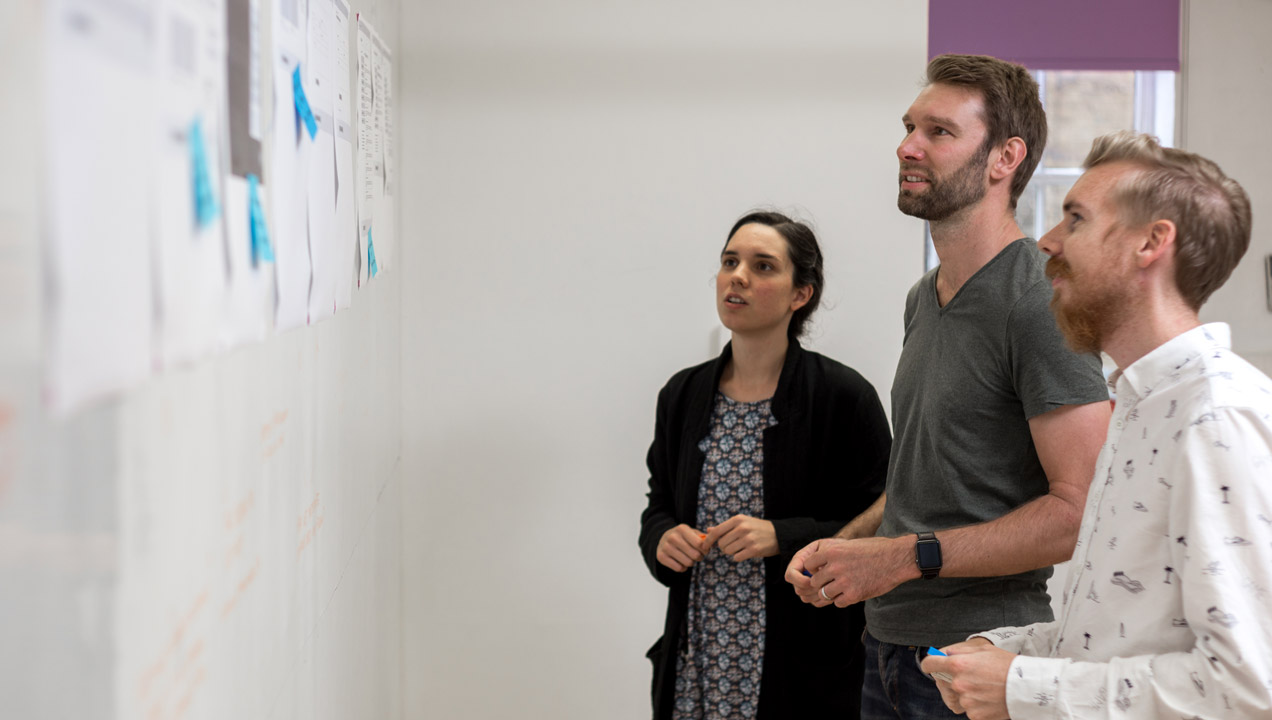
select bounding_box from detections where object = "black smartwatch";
[915,531,942,580]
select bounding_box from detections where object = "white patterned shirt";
[975,324,1272,719]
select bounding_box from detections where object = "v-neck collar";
[931,237,1032,314]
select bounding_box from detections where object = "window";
[923,71,1178,271]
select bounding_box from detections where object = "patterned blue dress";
[672,392,776,720]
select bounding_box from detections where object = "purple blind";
[928,0,1181,71]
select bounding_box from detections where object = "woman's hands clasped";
[703,515,777,561]
[656,515,778,572]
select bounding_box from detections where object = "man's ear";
[1135,219,1177,269]
[989,137,1027,181]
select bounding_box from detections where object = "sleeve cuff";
[969,627,1031,654]
[1005,655,1070,720]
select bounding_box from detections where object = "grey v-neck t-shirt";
[866,238,1109,648]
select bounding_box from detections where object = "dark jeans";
[861,631,965,720]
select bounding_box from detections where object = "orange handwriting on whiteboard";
[260,410,290,460]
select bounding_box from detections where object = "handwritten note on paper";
[45,0,155,413]
[368,28,394,276]
[305,0,339,322]
[151,0,231,369]
[271,64,311,331]
[332,0,356,309]
[355,16,376,288]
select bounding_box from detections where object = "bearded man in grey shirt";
[785,55,1111,720]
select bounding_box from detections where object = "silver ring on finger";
[819,585,831,601]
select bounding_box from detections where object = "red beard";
[1047,256,1109,355]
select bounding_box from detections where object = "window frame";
[923,70,1178,271]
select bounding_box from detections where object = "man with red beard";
[922,132,1272,719]
[785,54,1111,719]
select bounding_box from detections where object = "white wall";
[399,3,926,718]
[392,3,1271,719]
[1186,0,1272,373]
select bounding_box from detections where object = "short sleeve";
[1006,278,1109,419]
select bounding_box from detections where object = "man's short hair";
[925,54,1047,210]
[1084,131,1252,310]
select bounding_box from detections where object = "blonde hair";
[1084,131,1252,310]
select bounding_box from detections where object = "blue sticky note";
[292,65,318,140]
[190,118,220,228]
[248,174,274,264]
[367,227,378,278]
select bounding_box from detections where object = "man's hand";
[919,639,1013,720]
[784,538,827,602]
[785,536,915,607]
[702,515,777,561]
[655,524,707,572]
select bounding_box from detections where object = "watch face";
[917,541,941,569]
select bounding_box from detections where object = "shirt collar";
[1109,323,1231,402]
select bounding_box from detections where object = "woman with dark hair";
[639,211,892,720]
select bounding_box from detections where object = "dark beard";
[897,144,991,222]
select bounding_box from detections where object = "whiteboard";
[0,0,403,717]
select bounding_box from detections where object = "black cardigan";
[639,340,892,720]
